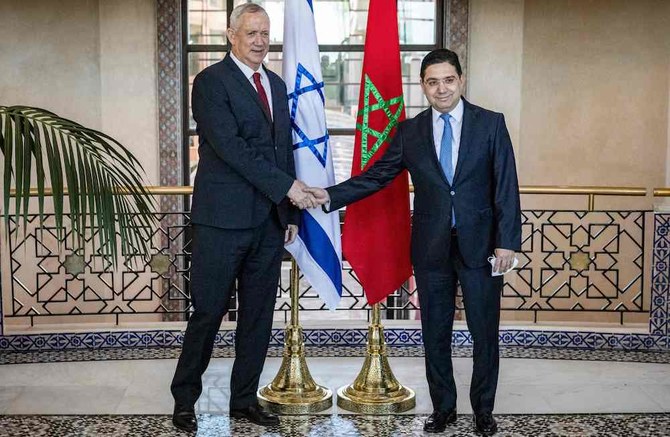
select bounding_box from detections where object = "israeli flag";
[283,0,342,309]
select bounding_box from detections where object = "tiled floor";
[0,355,669,416]
[2,413,670,436]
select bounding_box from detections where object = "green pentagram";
[356,75,404,170]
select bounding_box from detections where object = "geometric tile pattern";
[4,213,193,325]
[651,213,670,337]
[292,211,648,323]
[447,0,470,77]
[1,213,668,352]
[0,413,668,437]
[0,252,3,336]
[3,212,287,324]
[503,211,646,317]
[0,326,668,353]
[156,0,186,322]
[157,0,183,193]
[2,345,669,366]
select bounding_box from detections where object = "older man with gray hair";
[170,3,315,432]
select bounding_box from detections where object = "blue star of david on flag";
[288,63,328,167]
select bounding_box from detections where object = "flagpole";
[257,259,333,413]
[336,302,415,413]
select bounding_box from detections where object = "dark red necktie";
[252,72,272,119]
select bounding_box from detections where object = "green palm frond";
[0,105,156,265]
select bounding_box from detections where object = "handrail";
[11,184,651,212]
[518,186,646,196]
[10,186,194,196]
[654,188,670,197]
[14,185,648,197]
[517,185,646,211]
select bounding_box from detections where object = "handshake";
[287,180,330,210]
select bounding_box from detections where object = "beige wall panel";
[0,0,158,184]
[519,0,670,190]
[668,60,670,187]
[100,0,159,185]
[0,0,102,128]
[468,0,525,155]
[664,60,670,209]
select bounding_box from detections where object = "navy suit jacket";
[327,99,521,271]
[190,54,298,230]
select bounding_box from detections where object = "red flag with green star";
[342,0,412,305]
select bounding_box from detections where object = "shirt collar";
[431,98,464,124]
[229,52,266,81]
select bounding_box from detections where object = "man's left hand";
[285,224,298,245]
[494,248,515,273]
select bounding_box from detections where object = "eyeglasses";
[423,77,458,89]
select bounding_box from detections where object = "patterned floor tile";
[0,413,668,437]
[1,346,669,365]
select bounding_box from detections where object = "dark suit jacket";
[327,99,521,271]
[190,54,299,230]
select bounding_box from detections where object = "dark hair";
[420,49,462,79]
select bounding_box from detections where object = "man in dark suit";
[170,4,316,432]
[308,49,521,436]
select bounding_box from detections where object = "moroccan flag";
[342,0,412,305]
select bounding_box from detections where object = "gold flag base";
[336,304,416,414]
[257,321,332,414]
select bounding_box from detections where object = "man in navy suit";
[170,4,316,432]
[308,49,521,436]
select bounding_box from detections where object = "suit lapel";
[268,68,284,139]
[223,55,272,124]
[452,99,477,184]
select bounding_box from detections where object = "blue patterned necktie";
[439,113,456,227]
[439,113,454,184]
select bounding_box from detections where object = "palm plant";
[0,105,156,265]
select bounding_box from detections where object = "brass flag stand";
[336,303,415,414]
[257,259,332,414]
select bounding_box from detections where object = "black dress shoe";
[230,403,280,427]
[172,406,197,433]
[423,409,457,433]
[473,412,498,436]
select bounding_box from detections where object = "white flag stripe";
[283,0,342,309]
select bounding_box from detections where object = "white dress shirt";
[432,98,464,173]
[229,52,273,118]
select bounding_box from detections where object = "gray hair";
[229,3,268,29]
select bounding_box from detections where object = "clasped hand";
[287,180,330,210]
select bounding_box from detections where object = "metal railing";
[654,188,670,197]
[2,185,667,328]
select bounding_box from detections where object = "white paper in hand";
[487,256,519,277]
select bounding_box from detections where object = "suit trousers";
[415,236,503,415]
[171,214,285,410]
